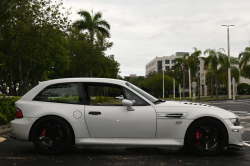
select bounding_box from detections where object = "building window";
[165,66,169,70]
[171,60,174,64]
[157,61,162,71]
[165,60,169,64]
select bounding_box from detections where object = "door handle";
[88,111,101,115]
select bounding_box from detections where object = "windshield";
[125,82,158,103]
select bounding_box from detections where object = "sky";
[63,0,250,77]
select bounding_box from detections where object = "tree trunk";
[197,58,200,100]
[211,74,213,98]
[183,64,185,98]
[8,65,13,96]
[216,60,218,99]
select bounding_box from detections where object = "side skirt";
[75,138,184,147]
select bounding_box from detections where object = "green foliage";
[239,46,250,78]
[131,71,178,98]
[68,9,119,78]
[48,96,79,103]
[91,96,114,103]
[0,2,120,95]
[240,65,250,79]
[91,96,100,103]
[99,96,104,103]
[237,83,250,95]
[0,0,71,96]
[0,96,21,124]
[105,97,114,101]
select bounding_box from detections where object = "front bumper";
[224,119,245,148]
[10,117,38,141]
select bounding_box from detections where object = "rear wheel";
[31,116,72,155]
[187,118,228,156]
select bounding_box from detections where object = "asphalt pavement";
[0,99,250,166]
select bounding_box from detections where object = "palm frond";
[96,26,110,38]
[77,10,92,22]
[72,19,88,30]
[93,11,102,22]
[96,20,111,30]
[239,48,250,69]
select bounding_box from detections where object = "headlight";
[230,118,241,126]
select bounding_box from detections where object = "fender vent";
[165,113,183,118]
[157,113,188,119]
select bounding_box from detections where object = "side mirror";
[122,99,135,111]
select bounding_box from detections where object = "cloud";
[63,0,250,76]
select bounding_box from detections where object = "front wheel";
[187,118,228,156]
[31,116,72,155]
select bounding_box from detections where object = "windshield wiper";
[153,99,166,104]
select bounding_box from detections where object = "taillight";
[15,108,23,119]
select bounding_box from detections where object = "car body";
[10,78,244,155]
[115,95,124,100]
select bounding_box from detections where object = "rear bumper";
[10,117,38,141]
[9,133,16,140]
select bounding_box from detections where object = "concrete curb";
[0,124,11,134]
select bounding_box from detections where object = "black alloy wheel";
[32,116,72,155]
[187,118,228,156]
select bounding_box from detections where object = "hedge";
[0,94,21,125]
[91,96,114,104]
[237,83,250,95]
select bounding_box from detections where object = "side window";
[123,88,149,106]
[85,83,123,106]
[33,83,80,104]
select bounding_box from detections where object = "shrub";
[105,97,114,101]
[237,83,250,95]
[91,96,99,103]
[99,96,104,103]
[91,96,114,103]
[0,96,21,125]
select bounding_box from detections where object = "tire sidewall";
[32,116,72,155]
[187,118,228,156]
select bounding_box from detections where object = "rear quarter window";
[33,83,80,104]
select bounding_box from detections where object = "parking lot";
[1,99,250,166]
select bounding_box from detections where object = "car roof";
[20,78,127,101]
[39,77,127,85]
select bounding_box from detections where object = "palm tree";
[239,46,250,77]
[203,48,227,99]
[73,9,111,42]
[188,47,202,100]
[174,53,190,98]
[72,9,111,77]
[217,57,240,92]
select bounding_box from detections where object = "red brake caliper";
[40,128,47,137]
[195,130,200,147]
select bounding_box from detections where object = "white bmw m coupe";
[10,78,244,156]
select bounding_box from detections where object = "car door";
[84,83,156,138]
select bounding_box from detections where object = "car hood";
[153,101,237,119]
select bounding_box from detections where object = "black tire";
[187,118,228,156]
[31,116,72,155]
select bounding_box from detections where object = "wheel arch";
[184,116,229,147]
[28,115,76,145]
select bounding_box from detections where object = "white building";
[145,52,189,75]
